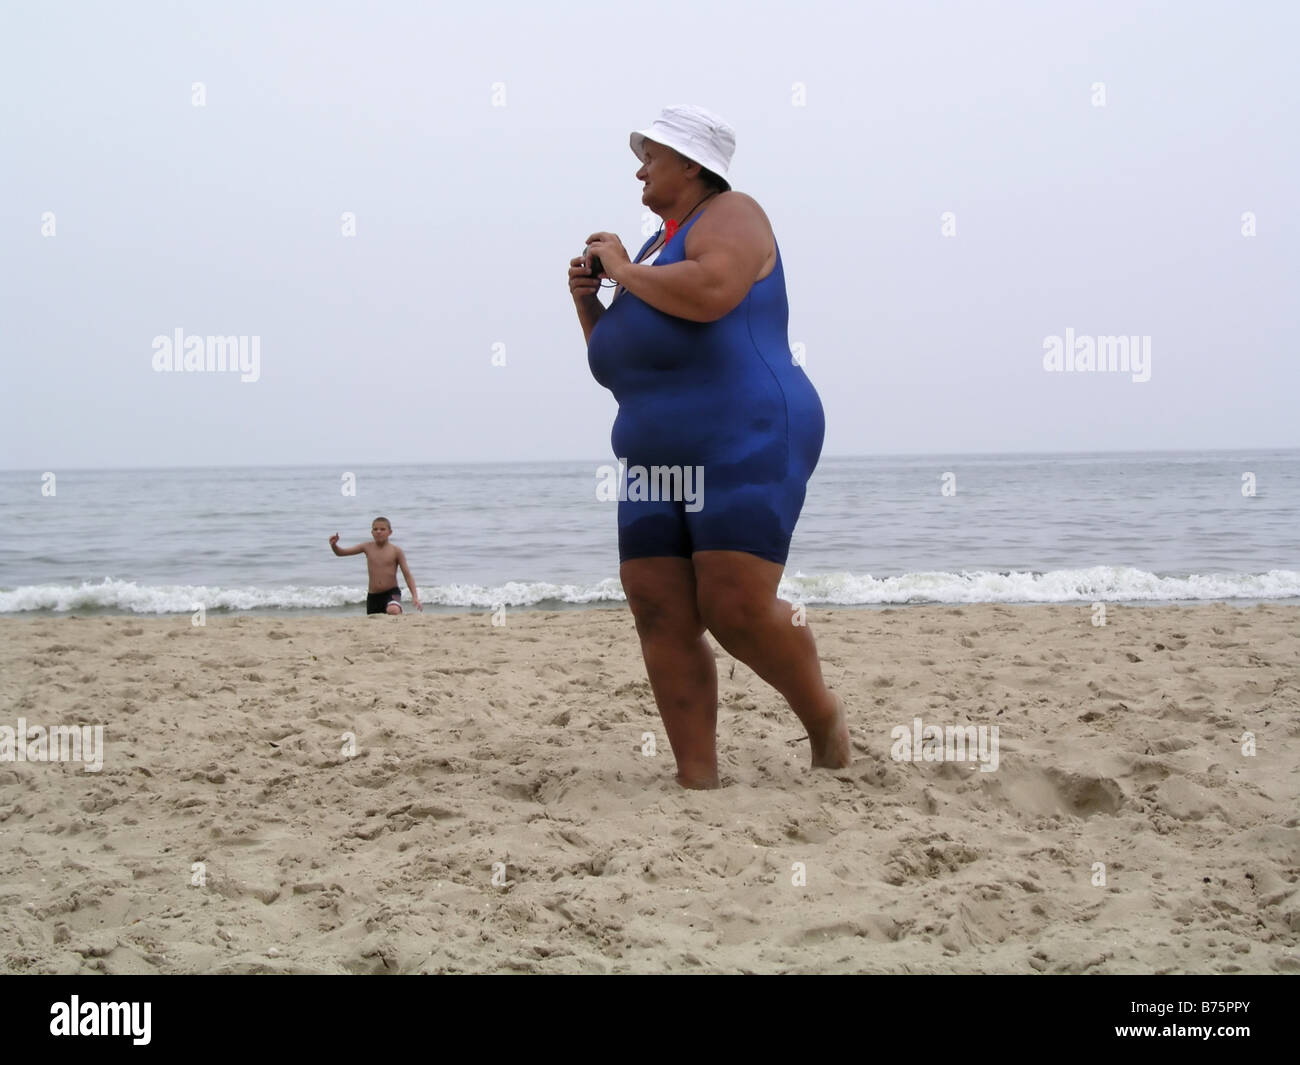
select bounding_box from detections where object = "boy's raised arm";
[397,548,422,612]
[329,532,366,557]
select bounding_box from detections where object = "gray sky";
[2,0,1296,469]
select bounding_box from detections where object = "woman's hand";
[568,253,603,301]
[584,232,631,284]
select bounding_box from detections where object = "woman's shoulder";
[711,189,765,215]
[696,191,773,236]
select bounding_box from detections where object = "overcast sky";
[2,0,1296,469]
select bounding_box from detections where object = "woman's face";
[637,139,687,210]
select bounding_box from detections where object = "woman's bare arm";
[574,293,605,345]
[569,255,606,344]
[608,194,772,323]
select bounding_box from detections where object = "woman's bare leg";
[692,550,850,768]
[620,557,720,788]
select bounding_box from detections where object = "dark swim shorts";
[366,587,402,614]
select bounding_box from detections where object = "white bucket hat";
[630,105,735,191]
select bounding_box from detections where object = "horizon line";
[3,444,1298,474]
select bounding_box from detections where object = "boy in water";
[329,517,422,615]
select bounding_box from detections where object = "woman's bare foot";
[809,692,851,769]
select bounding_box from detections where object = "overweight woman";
[569,105,849,789]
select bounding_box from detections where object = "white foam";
[779,566,1300,604]
[2,568,1298,614]
[0,578,361,614]
[429,577,626,607]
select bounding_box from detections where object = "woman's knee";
[695,565,780,643]
[628,589,704,640]
[621,560,704,640]
[697,590,770,644]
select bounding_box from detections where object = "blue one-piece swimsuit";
[587,213,824,566]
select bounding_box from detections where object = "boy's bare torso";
[360,542,401,591]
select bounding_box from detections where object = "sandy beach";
[1,603,1296,974]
